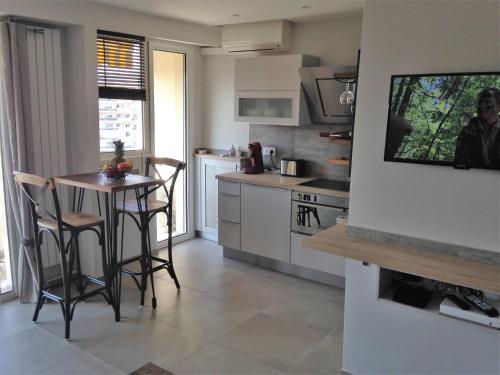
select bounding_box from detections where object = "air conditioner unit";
[221,20,291,53]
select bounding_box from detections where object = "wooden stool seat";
[119,199,167,214]
[38,212,104,230]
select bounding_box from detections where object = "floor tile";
[119,276,203,318]
[36,299,138,350]
[173,261,245,293]
[0,299,48,339]
[262,292,345,334]
[0,237,347,375]
[216,313,327,373]
[247,267,345,303]
[88,319,207,373]
[290,334,344,374]
[0,327,80,375]
[159,294,260,341]
[38,350,124,375]
[207,273,298,311]
[173,343,283,375]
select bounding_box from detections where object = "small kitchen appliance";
[242,142,264,174]
[280,158,306,177]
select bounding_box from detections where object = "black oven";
[291,191,348,236]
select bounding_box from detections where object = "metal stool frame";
[118,157,186,308]
[14,171,112,339]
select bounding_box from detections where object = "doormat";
[129,362,175,375]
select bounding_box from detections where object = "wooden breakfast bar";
[303,223,500,293]
[303,223,500,374]
[54,172,164,321]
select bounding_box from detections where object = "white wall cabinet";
[234,54,319,126]
[195,157,239,241]
[241,184,291,262]
[291,232,346,277]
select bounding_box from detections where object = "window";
[97,30,147,153]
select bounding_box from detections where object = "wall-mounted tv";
[384,72,500,170]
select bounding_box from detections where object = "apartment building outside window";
[97,30,147,153]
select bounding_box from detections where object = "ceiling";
[90,0,363,26]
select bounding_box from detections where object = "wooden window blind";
[97,30,146,101]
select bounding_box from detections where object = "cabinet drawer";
[218,180,240,196]
[218,193,240,223]
[218,220,240,250]
[291,232,346,277]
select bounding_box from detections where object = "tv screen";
[384,72,500,170]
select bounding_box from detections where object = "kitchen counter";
[216,171,350,199]
[303,223,500,293]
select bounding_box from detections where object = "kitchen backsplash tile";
[249,124,351,180]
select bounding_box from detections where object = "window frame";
[97,35,151,158]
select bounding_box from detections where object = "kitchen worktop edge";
[216,171,350,199]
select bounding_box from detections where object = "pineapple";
[111,139,126,167]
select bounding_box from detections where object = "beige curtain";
[0,21,37,302]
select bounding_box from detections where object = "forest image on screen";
[386,74,500,168]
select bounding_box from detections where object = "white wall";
[201,16,363,151]
[0,1,219,46]
[0,0,217,274]
[202,55,249,150]
[349,0,500,253]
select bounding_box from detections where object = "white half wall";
[349,0,500,253]
[201,15,362,151]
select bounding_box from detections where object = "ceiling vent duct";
[221,20,291,53]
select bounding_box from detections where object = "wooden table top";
[303,223,500,294]
[54,172,164,193]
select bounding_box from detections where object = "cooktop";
[298,178,350,192]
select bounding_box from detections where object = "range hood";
[299,66,356,125]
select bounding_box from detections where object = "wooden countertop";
[216,171,350,199]
[194,153,248,162]
[303,223,500,293]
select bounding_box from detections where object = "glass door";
[0,155,13,297]
[151,47,187,243]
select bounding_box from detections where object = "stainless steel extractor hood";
[299,66,356,125]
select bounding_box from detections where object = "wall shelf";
[329,138,352,145]
[329,159,350,166]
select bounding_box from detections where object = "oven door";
[291,200,347,236]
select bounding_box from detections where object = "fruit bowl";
[101,161,133,180]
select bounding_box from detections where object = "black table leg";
[106,190,127,322]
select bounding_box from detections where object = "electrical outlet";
[262,147,276,156]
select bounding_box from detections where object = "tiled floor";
[0,238,345,375]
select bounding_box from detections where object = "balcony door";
[149,43,191,245]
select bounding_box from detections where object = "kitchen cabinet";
[241,184,291,262]
[234,54,319,126]
[291,232,346,277]
[195,157,239,241]
[218,180,241,249]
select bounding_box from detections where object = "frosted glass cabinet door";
[198,158,238,241]
[235,90,300,125]
[239,98,292,118]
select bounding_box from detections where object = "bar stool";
[118,157,185,308]
[13,171,112,339]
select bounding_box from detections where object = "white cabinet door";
[196,158,238,240]
[235,55,318,91]
[291,232,346,277]
[241,184,291,262]
[218,219,240,250]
